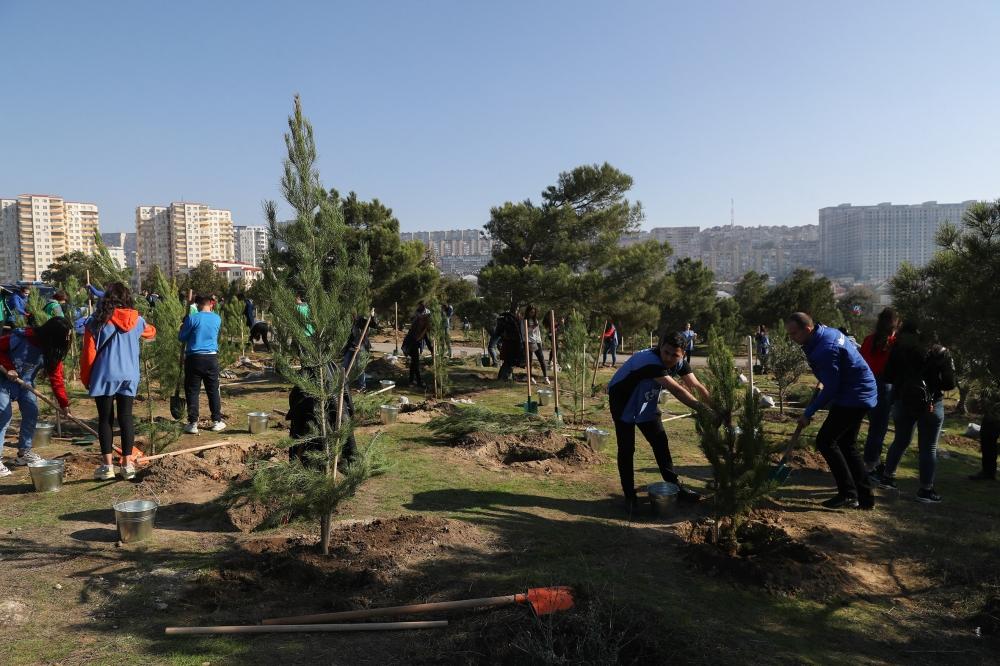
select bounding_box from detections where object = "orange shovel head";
[520,586,575,616]
[114,444,146,466]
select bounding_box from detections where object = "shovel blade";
[524,586,574,616]
[768,463,792,484]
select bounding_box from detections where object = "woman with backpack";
[81,282,156,481]
[877,322,955,503]
[0,317,73,475]
[861,307,900,479]
[523,305,550,385]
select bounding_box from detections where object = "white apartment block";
[399,229,492,275]
[136,202,235,279]
[234,225,270,267]
[0,194,99,282]
[819,200,975,282]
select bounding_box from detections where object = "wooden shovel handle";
[166,620,448,635]
[262,594,519,625]
[10,376,99,438]
[137,441,231,463]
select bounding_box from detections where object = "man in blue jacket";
[178,294,225,435]
[786,312,878,509]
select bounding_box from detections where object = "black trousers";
[815,405,873,498]
[528,344,548,377]
[287,385,356,465]
[408,350,424,385]
[184,354,222,423]
[613,418,678,499]
[95,394,135,457]
[250,322,271,351]
[981,416,1000,478]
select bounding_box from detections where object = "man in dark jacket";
[494,307,523,381]
[786,312,878,509]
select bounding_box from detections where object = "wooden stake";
[550,310,561,418]
[393,302,399,354]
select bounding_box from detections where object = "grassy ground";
[1,352,998,665]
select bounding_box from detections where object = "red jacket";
[860,332,896,380]
[0,330,69,408]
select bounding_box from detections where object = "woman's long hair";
[35,317,72,373]
[872,307,900,350]
[90,282,134,332]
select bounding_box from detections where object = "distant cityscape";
[0,193,975,292]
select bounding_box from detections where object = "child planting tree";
[226,95,384,555]
[693,329,776,546]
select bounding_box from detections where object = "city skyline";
[2,2,998,235]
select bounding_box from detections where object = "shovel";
[8,375,145,461]
[262,586,574,625]
[768,423,804,484]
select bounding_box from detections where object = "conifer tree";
[561,311,591,423]
[219,295,248,369]
[769,332,809,414]
[234,95,382,555]
[427,298,450,398]
[693,328,776,545]
[144,267,186,402]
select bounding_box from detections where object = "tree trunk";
[319,363,332,555]
[957,383,969,416]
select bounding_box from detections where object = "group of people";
[487,305,554,385]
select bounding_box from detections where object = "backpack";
[899,378,934,416]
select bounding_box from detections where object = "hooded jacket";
[0,329,69,408]
[802,324,878,418]
[80,308,156,397]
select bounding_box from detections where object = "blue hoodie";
[178,310,221,355]
[802,324,877,418]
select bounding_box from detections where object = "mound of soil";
[182,516,493,622]
[455,431,606,473]
[136,441,278,502]
[366,356,404,378]
[52,452,100,481]
[787,448,829,472]
[396,400,459,424]
[683,515,851,598]
[763,411,795,423]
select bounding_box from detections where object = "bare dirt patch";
[454,431,606,474]
[396,400,459,424]
[787,447,829,472]
[134,440,278,503]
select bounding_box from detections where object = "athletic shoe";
[821,494,859,509]
[677,486,702,504]
[867,463,885,486]
[94,465,115,480]
[119,462,136,481]
[916,488,942,504]
[12,450,42,466]
[210,421,226,433]
[184,423,198,435]
[877,475,897,490]
[0,462,11,477]
[968,471,996,481]
[624,494,642,514]
[856,492,876,510]
[544,377,551,385]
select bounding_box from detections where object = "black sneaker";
[867,463,885,485]
[677,486,702,504]
[968,471,997,481]
[856,492,875,510]
[624,494,641,513]
[877,475,897,490]
[821,494,859,509]
[916,488,942,503]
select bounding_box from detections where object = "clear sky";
[2,1,998,234]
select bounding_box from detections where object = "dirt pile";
[683,514,852,598]
[52,452,100,481]
[366,356,404,378]
[455,431,605,473]
[135,441,277,502]
[396,400,459,424]
[181,516,493,623]
[787,448,829,472]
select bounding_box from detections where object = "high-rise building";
[101,232,138,270]
[234,225,270,267]
[0,194,99,282]
[400,229,492,275]
[819,200,975,282]
[136,202,235,278]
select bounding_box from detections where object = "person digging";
[785,312,878,509]
[607,331,715,510]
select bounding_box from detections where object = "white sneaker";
[544,377,551,385]
[13,450,42,466]
[119,462,136,480]
[184,423,199,435]
[94,465,115,480]
[210,421,226,433]
[0,462,11,477]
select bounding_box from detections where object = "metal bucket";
[33,422,55,447]
[648,481,680,516]
[27,459,64,493]
[380,405,399,425]
[114,499,158,543]
[379,380,395,392]
[536,388,553,406]
[247,412,269,434]
[585,427,609,448]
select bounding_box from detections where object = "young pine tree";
[235,95,383,555]
[693,328,776,545]
[219,295,248,369]
[769,332,809,415]
[561,311,591,423]
[427,298,450,398]
[144,268,186,402]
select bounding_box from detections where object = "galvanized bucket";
[247,412,269,435]
[27,459,64,492]
[647,481,680,516]
[380,405,399,425]
[114,499,158,543]
[33,422,55,447]
[585,427,609,448]
[536,388,553,406]
[379,380,395,392]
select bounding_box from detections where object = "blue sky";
[2,1,998,234]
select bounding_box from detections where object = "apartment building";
[0,194,99,282]
[400,229,492,275]
[136,202,235,278]
[234,225,270,267]
[101,232,138,270]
